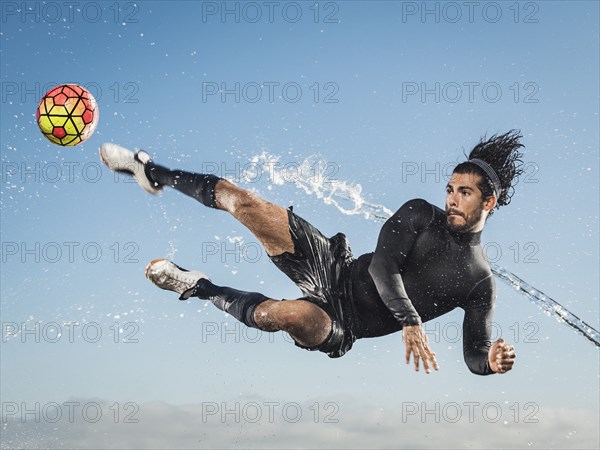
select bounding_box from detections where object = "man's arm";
[463,277,516,375]
[462,299,495,375]
[367,199,433,327]
[368,199,438,373]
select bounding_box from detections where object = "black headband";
[468,158,501,197]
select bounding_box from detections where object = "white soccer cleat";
[144,259,210,300]
[99,143,162,195]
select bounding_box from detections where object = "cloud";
[2,397,598,449]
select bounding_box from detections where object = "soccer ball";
[36,84,99,146]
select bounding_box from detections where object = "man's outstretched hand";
[402,325,440,374]
[488,338,516,374]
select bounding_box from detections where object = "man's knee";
[255,299,330,331]
[215,180,263,213]
[281,300,332,341]
[254,300,299,330]
[254,299,333,349]
[253,300,280,331]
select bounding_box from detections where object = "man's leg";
[145,259,332,348]
[254,300,332,348]
[101,144,333,347]
[147,161,294,256]
[99,143,293,256]
[197,281,333,348]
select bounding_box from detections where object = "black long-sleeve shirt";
[351,198,495,375]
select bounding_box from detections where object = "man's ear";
[483,196,497,212]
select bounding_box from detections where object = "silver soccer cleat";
[99,142,162,195]
[144,259,210,300]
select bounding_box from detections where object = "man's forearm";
[464,345,495,375]
[368,255,422,327]
[382,296,422,326]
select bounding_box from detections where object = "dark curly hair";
[453,130,525,217]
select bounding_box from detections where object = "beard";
[446,203,485,233]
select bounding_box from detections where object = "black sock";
[184,279,268,329]
[145,162,221,209]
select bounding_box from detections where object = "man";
[100,130,522,375]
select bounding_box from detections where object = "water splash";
[247,152,600,348]
[490,264,600,347]
[244,151,394,221]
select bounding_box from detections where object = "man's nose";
[447,192,458,207]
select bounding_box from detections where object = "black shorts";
[269,208,361,358]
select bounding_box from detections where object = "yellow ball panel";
[49,105,68,116]
[64,97,80,114]
[44,98,54,112]
[64,136,82,146]
[45,133,62,145]
[49,116,68,127]
[71,99,85,116]
[38,115,54,134]
[65,118,80,135]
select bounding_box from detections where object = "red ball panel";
[47,86,62,97]
[66,84,84,97]
[53,127,67,139]
[82,109,94,124]
[54,93,67,106]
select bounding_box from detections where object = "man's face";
[445,172,491,233]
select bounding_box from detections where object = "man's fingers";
[411,341,425,370]
[413,352,421,371]
[416,342,439,374]
[415,343,425,371]
[417,342,432,373]
[490,341,516,373]
[403,326,439,374]
[421,353,430,373]
[497,352,516,373]
[501,352,516,366]
[425,349,440,372]
[501,348,516,362]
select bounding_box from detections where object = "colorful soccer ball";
[36,84,99,146]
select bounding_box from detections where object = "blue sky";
[1,1,598,448]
